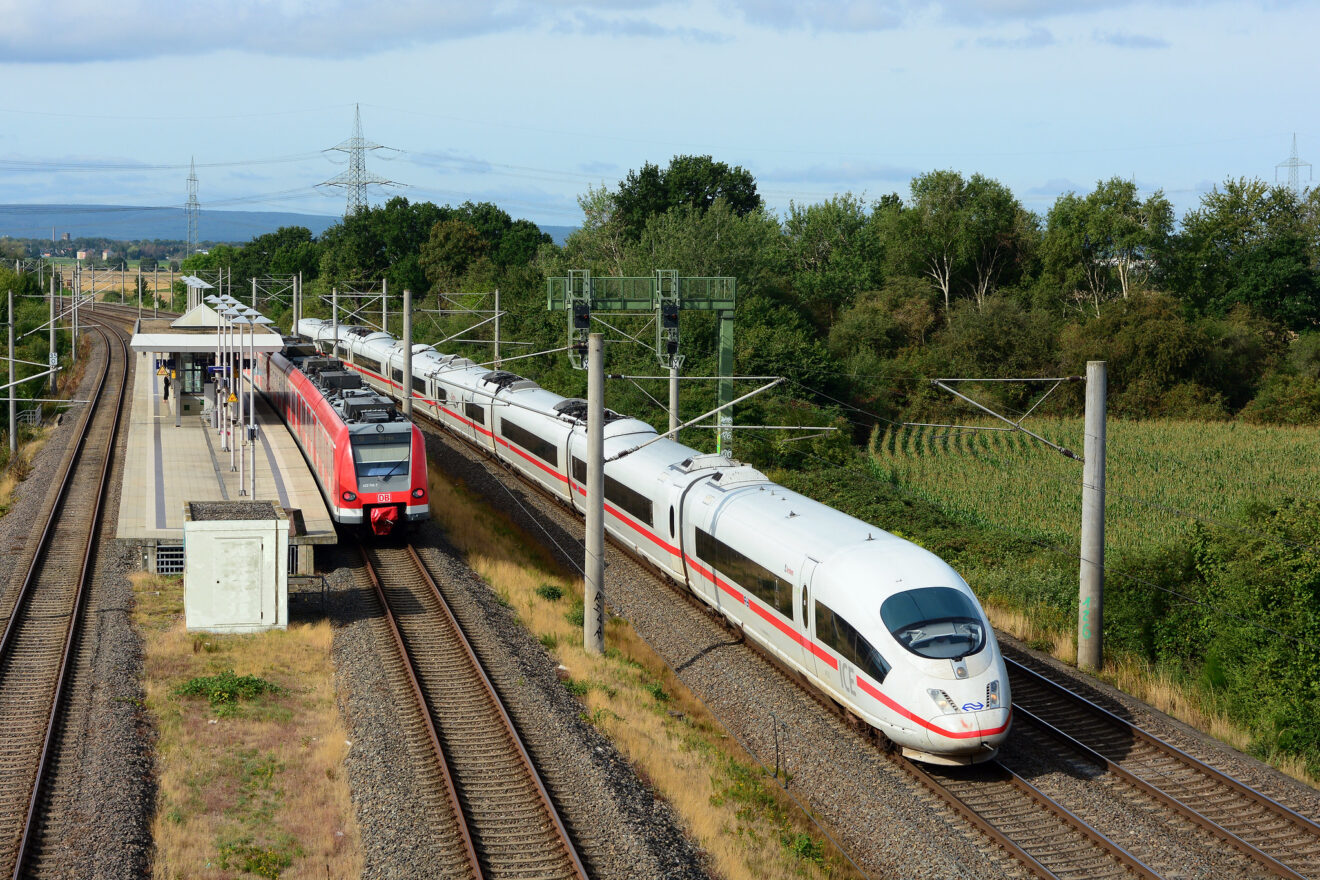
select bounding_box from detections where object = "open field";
[870,417,1320,556]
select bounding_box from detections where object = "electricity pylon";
[321,104,398,215]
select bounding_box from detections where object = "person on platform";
[163,373,171,401]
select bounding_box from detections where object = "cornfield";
[870,418,1320,557]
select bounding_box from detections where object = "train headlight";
[341,491,357,502]
[411,488,425,499]
[986,679,1001,709]
[927,689,959,715]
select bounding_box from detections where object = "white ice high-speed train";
[298,318,1011,764]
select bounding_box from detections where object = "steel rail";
[2,317,126,878]
[1007,655,1320,880]
[902,757,1163,880]
[360,543,588,880]
[357,544,483,879]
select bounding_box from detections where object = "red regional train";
[254,341,429,535]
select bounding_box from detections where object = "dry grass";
[133,572,361,879]
[427,470,864,880]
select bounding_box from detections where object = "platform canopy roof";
[130,303,284,354]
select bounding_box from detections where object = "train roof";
[282,346,410,429]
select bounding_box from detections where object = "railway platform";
[116,345,337,574]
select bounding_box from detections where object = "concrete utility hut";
[120,301,335,576]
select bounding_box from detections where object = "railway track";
[1006,651,1320,879]
[905,756,1159,880]
[357,541,588,880]
[0,316,127,878]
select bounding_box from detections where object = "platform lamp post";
[250,315,275,500]
[223,306,242,463]
[205,295,224,430]
[232,315,252,494]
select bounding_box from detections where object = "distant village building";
[102,249,110,260]
[76,250,88,260]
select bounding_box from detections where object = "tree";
[894,171,1035,312]
[613,155,761,241]
[420,219,488,291]
[1042,178,1173,315]
[780,194,884,324]
[1164,178,1319,328]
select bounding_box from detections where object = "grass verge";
[428,468,864,880]
[133,572,361,879]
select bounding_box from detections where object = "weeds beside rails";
[132,572,362,879]
[427,468,865,880]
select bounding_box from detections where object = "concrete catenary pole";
[331,288,338,358]
[584,332,605,655]
[137,266,142,320]
[1078,360,1107,672]
[8,289,15,455]
[248,321,256,499]
[72,263,79,366]
[402,289,413,419]
[382,278,388,333]
[493,287,501,369]
[48,273,56,396]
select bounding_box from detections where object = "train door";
[683,484,720,607]
[796,556,820,677]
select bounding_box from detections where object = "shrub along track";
[0,314,128,878]
[417,413,1319,880]
[354,540,588,880]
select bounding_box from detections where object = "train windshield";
[880,587,986,660]
[352,433,411,478]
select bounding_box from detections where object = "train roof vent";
[341,392,395,422]
[300,356,338,375]
[673,453,739,474]
[552,398,625,424]
[315,370,362,392]
[707,465,770,490]
[345,325,373,338]
[481,370,539,392]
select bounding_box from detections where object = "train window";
[880,587,986,660]
[669,506,675,538]
[393,368,403,384]
[696,527,793,618]
[815,601,890,684]
[570,456,653,526]
[500,418,559,466]
[464,401,485,425]
[357,355,381,375]
[351,432,411,479]
[412,375,427,394]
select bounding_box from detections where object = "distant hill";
[0,204,340,243]
[0,204,577,246]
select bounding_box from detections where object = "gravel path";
[418,421,1320,880]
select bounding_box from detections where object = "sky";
[0,0,1315,235]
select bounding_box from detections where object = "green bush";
[175,671,281,711]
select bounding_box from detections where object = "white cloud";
[0,0,679,62]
